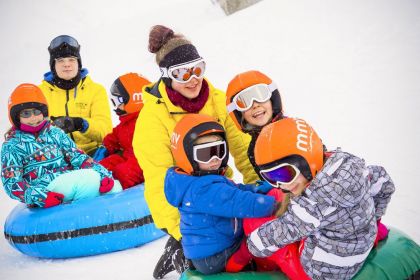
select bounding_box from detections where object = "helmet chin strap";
[192,167,226,177]
[114,108,127,116]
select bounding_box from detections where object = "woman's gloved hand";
[51,116,86,133]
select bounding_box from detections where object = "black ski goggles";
[48,35,80,51]
[19,108,43,118]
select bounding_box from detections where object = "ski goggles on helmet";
[48,35,80,51]
[110,94,125,109]
[19,108,43,118]
[193,140,227,164]
[260,163,300,188]
[227,83,277,113]
[160,58,206,83]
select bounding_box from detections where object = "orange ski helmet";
[171,114,228,175]
[109,72,151,115]
[226,70,283,132]
[8,83,49,127]
[255,118,323,181]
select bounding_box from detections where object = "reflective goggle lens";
[19,109,42,118]
[161,59,206,83]
[110,94,125,108]
[260,163,300,187]
[233,84,272,111]
[49,35,80,50]
[193,140,226,164]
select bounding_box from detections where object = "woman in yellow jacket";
[133,25,259,279]
[39,35,112,155]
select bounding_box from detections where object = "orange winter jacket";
[132,78,259,240]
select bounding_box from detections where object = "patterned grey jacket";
[247,149,395,280]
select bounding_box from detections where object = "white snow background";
[0,0,419,279]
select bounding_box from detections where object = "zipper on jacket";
[233,218,238,234]
[65,89,75,141]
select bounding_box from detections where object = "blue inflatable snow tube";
[4,184,166,258]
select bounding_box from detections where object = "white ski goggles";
[260,163,300,188]
[193,140,227,164]
[160,58,206,83]
[109,94,125,109]
[227,83,277,113]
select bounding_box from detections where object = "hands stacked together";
[51,116,85,133]
[252,180,274,194]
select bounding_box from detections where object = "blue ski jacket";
[164,167,276,259]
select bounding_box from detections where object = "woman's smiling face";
[171,76,203,100]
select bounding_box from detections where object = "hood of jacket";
[164,167,197,208]
[309,149,370,208]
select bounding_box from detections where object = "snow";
[0,0,419,279]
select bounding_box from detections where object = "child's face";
[242,100,273,127]
[117,103,125,111]
[278,173,309,196]
[19,108,44,126]
[194,134,223,171]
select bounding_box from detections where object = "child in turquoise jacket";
[1,83,121,208]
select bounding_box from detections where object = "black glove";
[51,116,84,133]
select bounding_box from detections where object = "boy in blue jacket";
[164,114,280,275]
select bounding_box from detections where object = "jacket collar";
[153,78,215,114]
[13,122,53,141]
[43,68,89,84]
[42,69,91,94]
[118,111,140,122]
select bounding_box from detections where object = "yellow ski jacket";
[133,79,259,240]
[39,70,112,155]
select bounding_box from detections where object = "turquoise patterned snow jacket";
[1,122,112,207]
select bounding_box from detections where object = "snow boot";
[171,242,191,274]
[153,237,177,279]
[153,236,190,278]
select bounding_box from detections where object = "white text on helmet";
[295,118,310,152]
[132,92,143,103]
[170,132,181,149]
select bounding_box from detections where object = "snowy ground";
[0,0,419,279]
